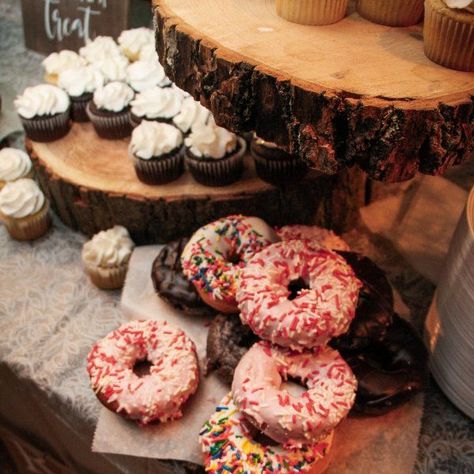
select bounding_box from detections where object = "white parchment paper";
[93,245,424,472]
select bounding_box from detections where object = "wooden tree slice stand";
[154,0,474,183]
[27,123,367,243]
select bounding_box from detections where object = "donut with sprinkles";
[181,215,279,313]
[232,341,357,445]
[200,392,334,474]
[87,320,199,424]
[276,225,350,252]
[237,240,362,350]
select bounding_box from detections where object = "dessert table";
[0,1,473,473]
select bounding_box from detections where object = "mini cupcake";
[172,97,212,135]
[82,225,135,290]
[356,0,424,26]
[118,27,155,62]
[87,82,134,139]
[0,148,34,189]
[42,50,86,85]
[129,86,183,128]
[250,134,309,185]
[0,179,50,241]
[58,65,104,122]
[126,58,171,93]
[424,0,474,71]
[15,84,71,142]
[276,0,348,25]
[79,36,122,63]
[129,121,184,184]
[184,120,245,186]
[91,55,129,83]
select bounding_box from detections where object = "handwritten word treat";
[87,320,199,425]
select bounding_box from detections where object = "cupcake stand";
[1,0,474,473]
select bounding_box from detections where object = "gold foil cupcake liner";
[276,0,348,25]
[84,263,129,290]
[0,202,51,241]
[424,0,474,72]
[356,0,424,26]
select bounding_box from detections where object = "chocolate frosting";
[151,238,216,317]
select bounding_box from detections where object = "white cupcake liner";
[84,263,128,290]
[356,0,424,27]
[276,0,348,25]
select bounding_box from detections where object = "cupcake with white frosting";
[424,0,474,71]
[0,179,50,241]
[79,36,122,63]
[91,55,129,83]
[0,148,34,189]
[184,119,246,186]
[139,42,158,62]
[118,27,155,62]
[42,50,87,85]
[173,97,212,135]
[15,84,71,142]
[130,86,183,128]
[87,82,134,139]
[126,59,171,93]
[129,121,184,184]
[58,65,104,122]
[82,225,135,289]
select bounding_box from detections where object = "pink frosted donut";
[237,240,362,350]
[87,320,199,424]
[232,341,357,445]
[276,225,350,251]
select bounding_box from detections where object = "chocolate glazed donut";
[331,251,427,415]
[151,238,216,317]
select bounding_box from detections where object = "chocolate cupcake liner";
[70,94,92,123]
[87,104,132,139]
[276,0,348,25]
[0,202,51,241]
[185,138,246,187]
[131,148,184,184]
[20,110,71,143]
[356,0,424,27]
[252,151,309,186]
[84,263,128,290]
[424,0,474,72]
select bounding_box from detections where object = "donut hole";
[133,359,152,377]
[227,251,242,265]
[287,277,310,300]
[283,376,307,396]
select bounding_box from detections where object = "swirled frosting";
[79,36,122,62]
[42,50,86,75]
[130,87,183,119]
[126,59,169,92]
[139,42,158,61]
[173,97,211,133]
[130,121,183,159]
[82,225,135,269]
[0,179,45,218]
[92,55,129,83]
[93,82,134,112]
[0,148,32,181]
[118,28,155,57]
[185,120,238,159]
[58,65,104,97]
[445,0,474,9]
[15,84,70,119]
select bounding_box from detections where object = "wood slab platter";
[26,123,368,243]
[154,0,474,183]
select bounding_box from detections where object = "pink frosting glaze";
[237,240,362,350]
[276,225,350,251]
[87,320,199,424]
[232,341,357,446]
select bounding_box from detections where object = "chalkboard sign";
[20,0,130,54]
